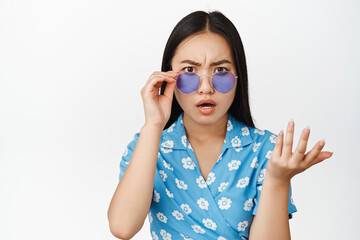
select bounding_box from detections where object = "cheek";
[174,90,197,111]
[225,89,236,106]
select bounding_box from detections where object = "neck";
[183,113,228,142]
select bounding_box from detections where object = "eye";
[215,67,229,73]
[183,66,195,73]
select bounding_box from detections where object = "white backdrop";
[1,0,359,239]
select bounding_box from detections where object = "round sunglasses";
[176,71,238,94]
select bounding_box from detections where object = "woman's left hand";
[266,119,333,182]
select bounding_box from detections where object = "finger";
[142,76,175,97]
[282,119,295,159]
[148,75,176,87]
[293,126,310,160]
[308,151,333,167]
[272,130,284,158]
[151,71,178,78]
[303,139,326,166]
[166,70,179,76]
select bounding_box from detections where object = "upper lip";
[196,99,216,107]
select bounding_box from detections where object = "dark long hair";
[160,10,255,129]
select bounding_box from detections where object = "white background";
[1,0,359,239]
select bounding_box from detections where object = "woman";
[108,10,333,240]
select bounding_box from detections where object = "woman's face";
[171,31,237,126]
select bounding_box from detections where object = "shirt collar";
[160,113,253,150]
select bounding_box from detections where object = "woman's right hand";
[141,70,178,128]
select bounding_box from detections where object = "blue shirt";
[119,113,297,240]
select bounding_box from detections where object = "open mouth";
[197,103,216,109]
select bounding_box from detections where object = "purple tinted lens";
[176,72,199,94]
[212,72,236,93]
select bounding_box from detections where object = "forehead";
[171,32,234,65]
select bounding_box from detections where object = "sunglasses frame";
[175,71,238,94]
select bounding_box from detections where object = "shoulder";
[248,126,278,146]
[247,126,278,166]
[228,114,277,148]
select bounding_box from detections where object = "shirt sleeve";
[252,130,298,219]
[118,132,140,182]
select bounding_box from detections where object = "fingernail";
[278,129,283,135]
[288,119,294,129]
[303,125,310,135]
[319,139,325,147]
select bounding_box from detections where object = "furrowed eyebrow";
[179,59,232,67]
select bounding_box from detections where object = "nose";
[197,72,215,95]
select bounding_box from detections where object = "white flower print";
[175,178,188,190]
[237,220,249,232]
[291,196,295,205]
[197,198,209,210]
[257,169,266,182]
[159,170,167,182]
[163,160,174,171]
[181,135,188,148]
[218,237,227,240]
[258,186,262,191]
[180,203,192,214]
[236,177,249,188]
[202,218,217,230]
[227,120,233,131]
[123,147,128,157]
[218,182,229,192]
[152,231,159,240]
[251,157,259,168]
[188,143,193,150]
[156,212,168,223]
[241,126,250,136]
[269,134,277,143]
[228,160,241,171]
[252,142,261,152]
[149,211,153,223]
[206,172,216,185]
[243,199,254,211]
[234,147,243,152]
[160,229,172,240]
[180,233,194,240]
[191,225,205,234]
[231,136,241,147]
[182,157,195,170]
[218,197,232,210]
[172,210,184,221]
[161,140,174,153]
[196,176,207,189]
[266,150,273,159]
[167,123,175,132]
[166,188,174,198]
[153,190,160,203]
[254,129,265,135]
